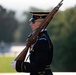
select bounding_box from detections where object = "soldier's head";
[29,12,49,31]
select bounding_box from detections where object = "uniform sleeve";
[16,38,50,73]
[16,60,31,72]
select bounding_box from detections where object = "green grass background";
[0,56,16,73]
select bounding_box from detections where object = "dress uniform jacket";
[16,30,53,75]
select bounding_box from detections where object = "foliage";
[0,5,18,43]
[47,6,76,72]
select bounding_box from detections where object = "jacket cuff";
[16,60,23,72]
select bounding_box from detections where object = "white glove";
[11,61,16,69]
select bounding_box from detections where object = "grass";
[0,55,16,73]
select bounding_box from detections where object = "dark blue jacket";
[16,30,53,75]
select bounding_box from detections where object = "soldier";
[11,12,53,75]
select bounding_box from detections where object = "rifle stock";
[15,0,63,61]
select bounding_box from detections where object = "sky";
[0,0,76,21]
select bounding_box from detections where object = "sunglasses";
[31,20,43,24]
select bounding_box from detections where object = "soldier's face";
[30,19,44,31]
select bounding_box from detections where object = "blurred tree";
[47,6,76,71]
[0,5,18,42]
[60,6,76,71]
[20,11,32,42]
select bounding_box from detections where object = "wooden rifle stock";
[15,0,63,61]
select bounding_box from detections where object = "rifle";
[15,0,63,61]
